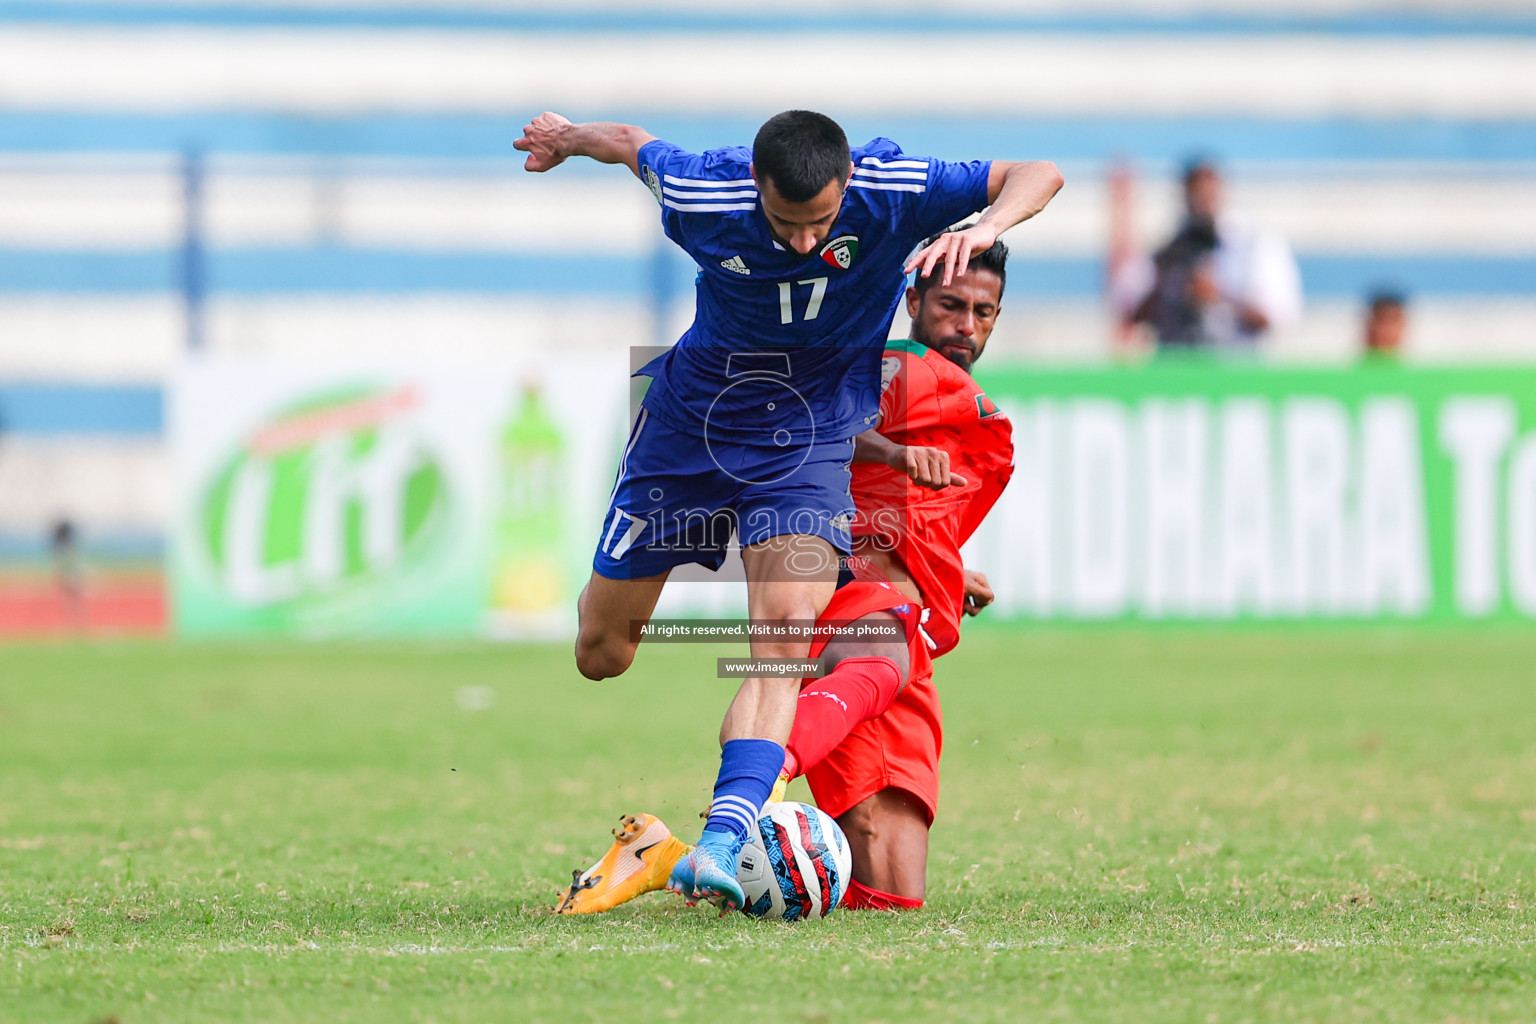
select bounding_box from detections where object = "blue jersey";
[635,137,991,446]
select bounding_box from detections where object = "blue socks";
[701,738,785,843]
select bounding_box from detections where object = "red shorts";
[799,582,941,825]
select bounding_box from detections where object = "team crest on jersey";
[642,164,663,206]
[820,234,859,270]
[879,356,902,394]
[975,393,1004,419]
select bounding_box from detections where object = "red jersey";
[850,338,1014,657]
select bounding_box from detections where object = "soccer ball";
[736,801,852,920]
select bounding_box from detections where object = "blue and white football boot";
[667,830,745,913]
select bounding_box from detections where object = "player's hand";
[514,112,573,172]
[962,569,994,616]
[905,223,1002,287]
[896,445,968,490]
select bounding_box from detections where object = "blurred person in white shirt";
[1115,157,1302,351]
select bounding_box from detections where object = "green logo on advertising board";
[200,385,450,609]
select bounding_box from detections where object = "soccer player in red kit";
[556,240,1013,914]
[555,572,932,915]
[787,238,1014,910]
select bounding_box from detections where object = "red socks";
[843,879,923,911]
[786,666,915,914]
[781,656,903,780]
[782,657,920,914]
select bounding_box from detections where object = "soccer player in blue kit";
[515,109,1061,910]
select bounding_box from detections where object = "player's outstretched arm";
[907,160,1064,285]
[853,429,967,490]
[852,427,899,467]
[514,112,658,177]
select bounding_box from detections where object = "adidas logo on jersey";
[720,255,751,275]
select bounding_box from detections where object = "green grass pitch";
[2,629,1535,1022]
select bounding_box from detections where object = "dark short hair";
[1181,154,1221,186]
[753,110,850,203]
[913,236,1009,300]
[1368,287,1408,312]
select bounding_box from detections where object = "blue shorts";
[593,406,856,580]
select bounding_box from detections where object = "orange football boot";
[555,814,691,914]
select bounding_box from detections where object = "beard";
[928,334,978,372]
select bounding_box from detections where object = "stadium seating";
[1,0,1533,554]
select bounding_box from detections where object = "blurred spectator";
[50,518,85,626]
[1116,157,1302,351]
[1363,288,1408,360]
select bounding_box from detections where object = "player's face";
[1184,167,1222,223]
[906,269,1003,372]
[754,169,851,255]
[1365,301,1406,353]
